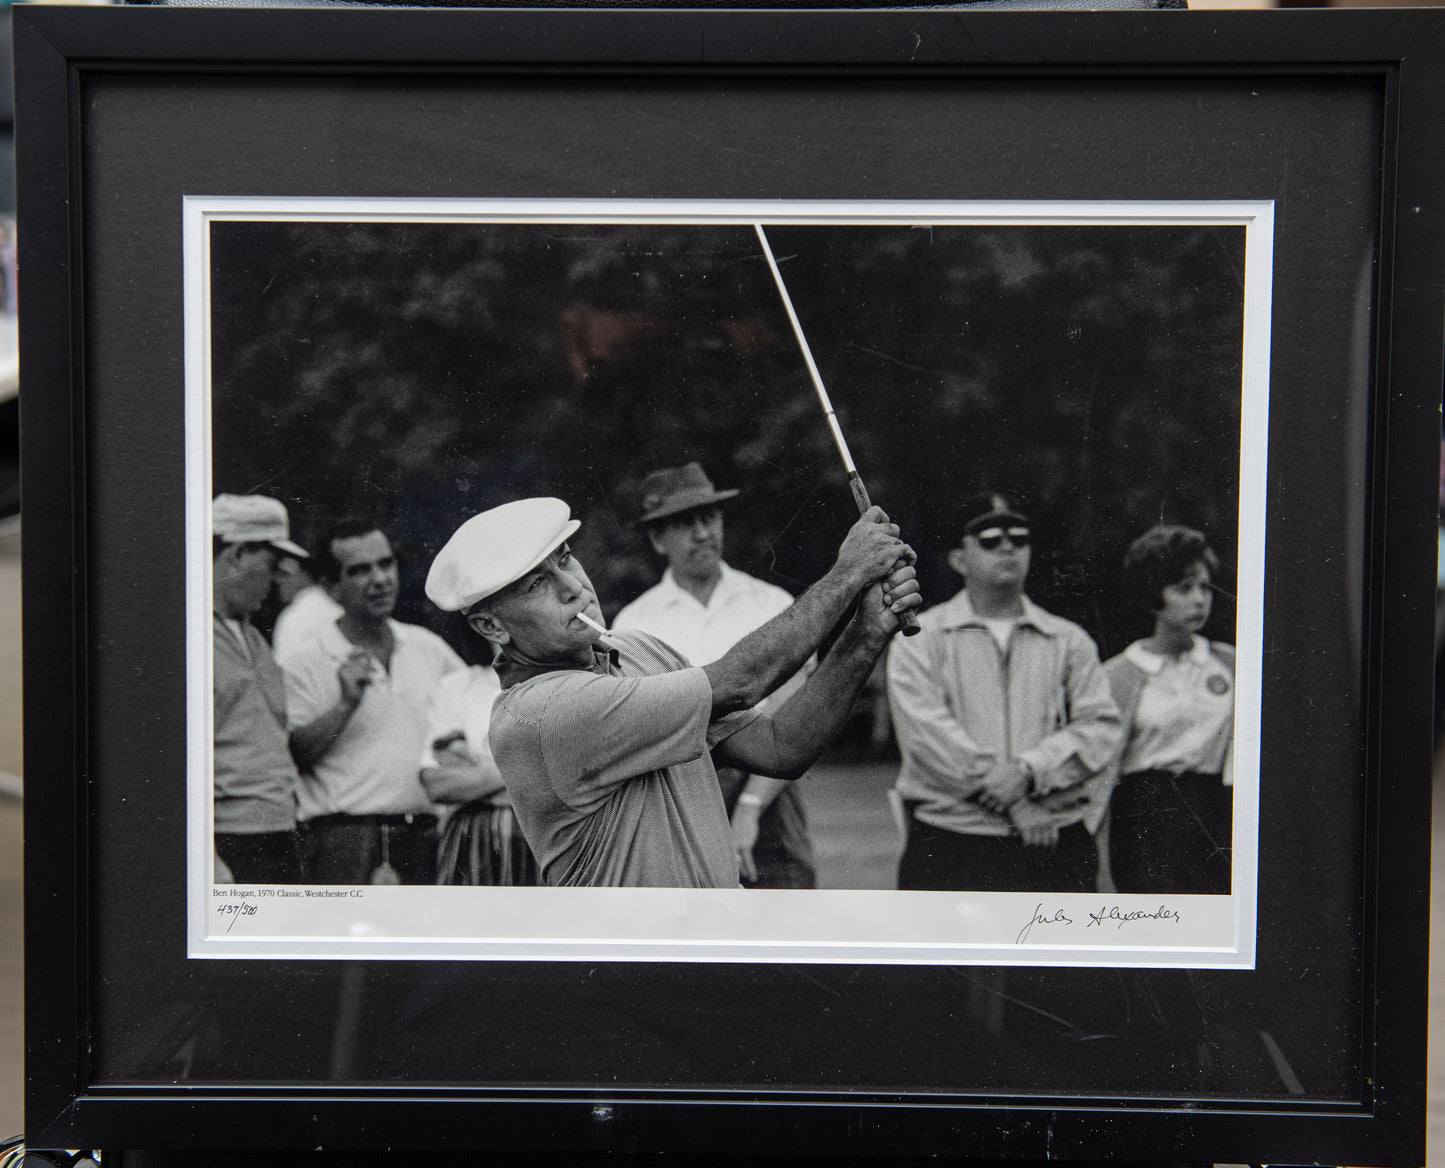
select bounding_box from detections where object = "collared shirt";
[613,560,815,885]
[1114,636,1234,779]
[614,559,811,709]
[613,562,796,667]
[489,630,760,888]
[213,615,300,834]
[279,618,464,820]
[886,589,1122,836]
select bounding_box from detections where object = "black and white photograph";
[186,198,1270,964]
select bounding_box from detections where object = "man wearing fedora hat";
[426,496,920,888]
[614,463,816,888]
[886,491,1121,893]
[211,493,311,883]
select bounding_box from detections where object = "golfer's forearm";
[703,565,860,714]
[722,621,881,776]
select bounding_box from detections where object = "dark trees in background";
[210,219,1244,660]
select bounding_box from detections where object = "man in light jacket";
[887,491,1121,892]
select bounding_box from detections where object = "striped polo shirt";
[489,630,758,888]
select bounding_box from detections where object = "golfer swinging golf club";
[426,498,920,887]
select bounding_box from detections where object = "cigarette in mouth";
[576,611,619,649]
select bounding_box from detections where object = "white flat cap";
[213,493,309,559]
[426,497,581,612]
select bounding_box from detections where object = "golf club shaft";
[755,224,920,635]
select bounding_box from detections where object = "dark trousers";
[214,830,304,884]
[898,813,1098,893]
[1108,771,1232,895]
[300,814,439,885]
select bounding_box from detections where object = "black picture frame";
[16,6,1441,1164]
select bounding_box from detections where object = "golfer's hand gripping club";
[847,475,921,636]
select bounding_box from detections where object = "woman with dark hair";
[1102,525,1235,895]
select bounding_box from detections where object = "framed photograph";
[19,6,1442,1164]
[187,195,1270,967]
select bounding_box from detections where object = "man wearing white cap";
[211,493,310,883]
[278,518,464,884]
[427,497,920,888]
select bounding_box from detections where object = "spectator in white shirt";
[614,464,816,887]
[278,519,463,884]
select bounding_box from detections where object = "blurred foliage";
[211,219,1244,659]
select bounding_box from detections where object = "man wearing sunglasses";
[886,492,1122,892]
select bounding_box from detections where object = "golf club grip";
[847,474,921,636]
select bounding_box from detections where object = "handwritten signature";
[1086,905,1181,929]
[1016,903,1073,944]
[1016,902,1183,943]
